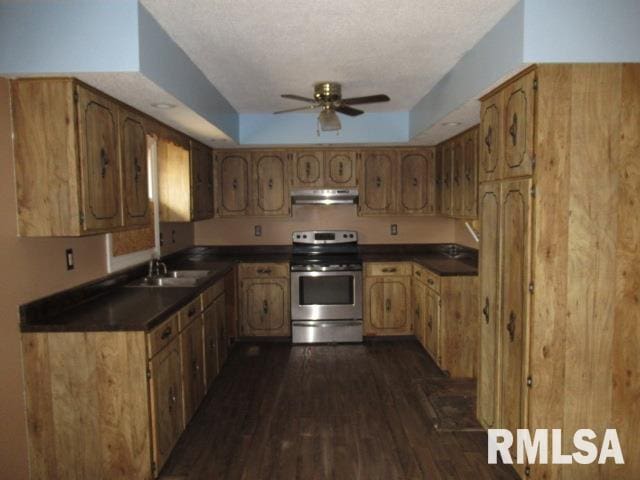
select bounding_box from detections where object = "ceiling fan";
[274,82,390,133]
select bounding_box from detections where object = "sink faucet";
[148,256,168,278]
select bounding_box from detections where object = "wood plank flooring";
[160,340,517,480]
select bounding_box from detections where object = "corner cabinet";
[12,78,151,236]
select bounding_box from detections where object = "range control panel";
[292,230,358,245]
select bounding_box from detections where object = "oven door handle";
[292,321,362,328]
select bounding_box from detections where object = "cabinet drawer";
[202,279,225,308]
[365,262,412,277]
[413,263,441,293]
[238,262,289,279]
[178,296,203,331]
[147,314,179,358]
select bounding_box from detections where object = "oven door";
[290,270,362,321]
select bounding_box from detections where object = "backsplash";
[195,204,457,245]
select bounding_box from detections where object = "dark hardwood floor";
[160,340,517,480]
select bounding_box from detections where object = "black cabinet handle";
[412,177,418,187]
[385,299,391,311]
[100,147,109,178]
[482,297,490,324]
[485,126,493,153]
[232,178,238,190]
[507,310,516,342]
[160,326,172,340]
[188,306,196,317]
[133,157,142,183]
[338,161,344,176]
[262,300,269,315]
[509,113,518,146]
[375,176,382,188]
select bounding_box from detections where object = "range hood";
[291,188,359,205]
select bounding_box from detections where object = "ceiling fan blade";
[335,105,364,117]
[342,94,390,105]
[281,94,316,103]
[273,104,320,114]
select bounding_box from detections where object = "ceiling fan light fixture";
[318,108,341,132]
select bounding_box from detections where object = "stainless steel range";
[290,230,363,344]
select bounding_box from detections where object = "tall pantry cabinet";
[477,64,640,480]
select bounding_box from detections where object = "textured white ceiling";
[140,0,518,114]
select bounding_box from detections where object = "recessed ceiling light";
[442,121,462,126]
[151,102,176,109]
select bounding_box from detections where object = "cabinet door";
[253,151,290,216]
[76,86,122,231]
[452,139,464,217]
[191,141,213,220]
[424,288,440,361]
[462,128,479,218]
[441,142,453,216]
[479,92,502,183]
[503,71,535,179]
[477,182,501,428]
[359,150,396,215]
[413,280,428,348]
[291,151,323,188]
[364,276,411,335]
[216,151,251,217]
[149,339,183,473]
[435,146,443,214]
[240,278,290,336]
[180,317,205,424]
[398,149,435,215]
[324,151,357,187]
[120,110,150,226]
[203,304,219,389]
[500,179,532,443]
[215,294,228,369]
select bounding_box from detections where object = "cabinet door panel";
[452,139,464,217]
[479,93,502,183]
[77,86,122,231]
[413,280,428,348]
[149,340,183,473]
[462,128,479,218]
[181,317,205,424]
[364,276,411,335]
[500,179,531,441]
[360,151,396,215]
[435,146,443,214]
[477,182,501,428]
[325,151,356,187]
[120,111,149,225]
[503,71,535,179]
[291,151,323,188]
[398,149,435,214]
[241,278,290,336]
[215,293,228,369]
[425,288,440,361]
[191,141,213,220]
[217,152,250,216]
[441,143,453,215]
[254,152,289,216]
[203,305,219,389]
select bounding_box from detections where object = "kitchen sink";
[129,270,211,288]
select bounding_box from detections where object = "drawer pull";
[262,300,269,315]
[415,270,421,276]
[482,297,490,324]
[427,316,433,330]
[160,326,172,340]
[381,267,397,273]
[507,310,516,342]
[427,278,434,285]
[188,306,196,317]
[385,299,391,311]
[257,268,272,274]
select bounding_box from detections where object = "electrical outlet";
[390,224,398,236]
[254,225,262,237]
[65,248,74,270]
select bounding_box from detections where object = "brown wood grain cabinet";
[191,140,215,220]
[180,315,205,425]
[358,150,397,215]
[290,150,324,188]
[397,148,436,214]
[11,78,153,236]
[253,151,290,216]
[364,262,412,335]
[238,263,291,336]
[324,150,357,187]
[215,150,252,217]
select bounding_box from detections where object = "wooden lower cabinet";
[180,316,205,425]
[364,263,412,335]
[238,263,290,337]
[412,279,428,346]
[424,286,441,362]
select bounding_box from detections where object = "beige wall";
[195,204,458,245]
[0,79,112,478]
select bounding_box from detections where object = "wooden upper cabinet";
[215,151,251,217]
[451,139,464,217]
[120,109,150,226]
[441,142,453,216]
[503,71,536,179]
[253,151,290,216]
[325,151,357,187]
[479,92,502,183]
[462,128,479,218]
[76,86,122,232]
[435,145,443,214]
[397,148,435,215]
[359,150,397,215]
[291,151,323,188]
[190,140,214,221]
[158,138,192,222]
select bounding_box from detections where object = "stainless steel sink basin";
[129,270,211,288]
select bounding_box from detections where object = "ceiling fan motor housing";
[314,82,342,103]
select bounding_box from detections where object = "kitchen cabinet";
[479,92,502,183]
[290,150,324,188]
[324,150,357,187]
[180,316,205,425]
[253,151,290,216]
[364,262,412,335]
[120,108,151,226]
[238,263,291,337]
[412,279,428,348]
[424,287,440,362]
[397,149,436,214]
[358,150,397,215]
[11,78,154,236]
[502,71,535,179]
[435,145,444,213]
[451,138,464,216]
[441,142,453,215]
[215,150,252,217]
[462,128,479,218]
[158,137,214,222]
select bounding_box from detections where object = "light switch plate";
[254,225,262,237]
[65,248,74,270]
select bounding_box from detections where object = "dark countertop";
[20,243,477,334]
